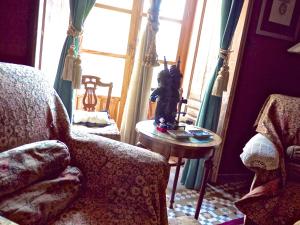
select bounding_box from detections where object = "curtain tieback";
[212,48,233,97]
[144,37,159,67]
[219,48,232,60]
[143,4,160,67]
[67,24,83,37]
[144,22,160,67]
[61,24,83,89]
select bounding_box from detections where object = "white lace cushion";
[73,110,110,125]
[240,133,279,170]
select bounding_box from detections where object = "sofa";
[235,94,300,225]
[0,62,170,225]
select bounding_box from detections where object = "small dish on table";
[167,130,193,139]
[188,129,212,139]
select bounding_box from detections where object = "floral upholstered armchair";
[0,62,169,225]
[236,94,300,225]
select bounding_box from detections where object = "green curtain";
[54,0,95,121]
[181,0,244,190]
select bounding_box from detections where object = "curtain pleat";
[121,0,161,145]
[181,0,244,190]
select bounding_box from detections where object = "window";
[37,0,201,126]
[80,0,198,126]
[37,0,69,85]
[182,0,221,123]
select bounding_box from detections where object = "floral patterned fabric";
[235,94,300,225]
[0,140,70,197]
[64,130,169,224]
[0,62,169,225]
[0,166,82,225]
[0,64,61,152]
[255,94,300,182]
[236,181,300,225]
[51,193,154,225]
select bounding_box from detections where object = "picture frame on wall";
[256,0,300,41]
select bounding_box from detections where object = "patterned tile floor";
[166,167,250,225]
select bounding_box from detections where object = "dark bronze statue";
[150,57,183,128]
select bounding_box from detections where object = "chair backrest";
[81,75,113,112]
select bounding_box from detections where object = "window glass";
[185,0,221,101]
[81,53,125,97]
[150,64,164,89]
[96,0,133,10]
[82,7,131,55]
[143,0,186,20]
[141,18,181,62]
[40,0,69,85]
[150,62,181,89]
[156,20,181,62]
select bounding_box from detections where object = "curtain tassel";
[211,73,224,97]
[61,46,75,81]
[72,55,82,89]
[212,48,231,97]
[212,63,229,97]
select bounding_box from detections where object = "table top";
[136,120,222,159]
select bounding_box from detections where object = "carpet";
[169,216,201,225]
[168,216,244,225]
[166,179,249,225]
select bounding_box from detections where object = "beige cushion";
[240,133,279,170]
[73,110,110,126]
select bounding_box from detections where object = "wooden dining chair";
[72,75,120,141]
[81,75,113,112]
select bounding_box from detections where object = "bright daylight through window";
[79,0,194,124]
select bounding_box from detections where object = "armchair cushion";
[240,133,279,170]
[0,166,82,225]
[0,140,70,197]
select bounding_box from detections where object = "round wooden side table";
[135,120,222,219]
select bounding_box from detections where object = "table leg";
[169,157,182,209]
[194,158,212,220]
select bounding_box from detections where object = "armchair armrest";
[65,130,169,223]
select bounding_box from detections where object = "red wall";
[219,1,300,175]
[0,0,39,66]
